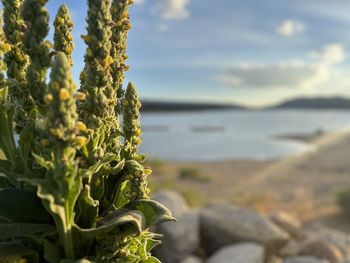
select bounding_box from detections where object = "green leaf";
[0,188,51,223]
[0,105,17,168]
[31,152,52,170]
[76,185,99,229]
[105,159,125,176]
[19,121,35,170]
[145,237,161,253]
[43,239,62,263]
[74,210,145,241]
[0,159,11,174]
[0,87,8,105]
[0,243,39,263]
[143,256,161,263]
[126,200,176,228]
[0,223,55,239]
[0,174,10,188]
[0,159,17,187]
[114,180,132,209]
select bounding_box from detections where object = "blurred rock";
[268,256,284,263]
[279,240,302,257]
[152,190,189,218]
[299,239,343,263]
[304,224,350,257]
[284,256,330,263]
[200,205,289,256]
[153,211,199,263]
[180,255,202,263]
[270,211,304,239]
[206,243,264,263]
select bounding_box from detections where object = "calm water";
[140,110,350,162]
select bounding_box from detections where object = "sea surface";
[140,110,350,162]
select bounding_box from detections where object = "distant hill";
[271,97,350,109]
[141,101,245,112]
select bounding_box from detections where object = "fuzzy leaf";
[0,223,55,239]
[114,180,132,209]
[74,210,145,241]
[76,185,99,228]
[31,152,52,170]
[0,188,51,223]
[0,105,16,167]
[0,174,10,188]
[126,200,176,228]
[43,239,62,263]
[0,160,11,175]
[105,159,125,175]
[143,256,161,263]
[19,121,35,170]
[0,87,8,105]
[0,243,39,263]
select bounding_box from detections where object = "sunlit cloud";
[310,43,346,65]
[219,61,328,90]
[219,44,346,90]
[276,20,305,37]
[156,0,191,20]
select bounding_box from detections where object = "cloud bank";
[219,44,346,90]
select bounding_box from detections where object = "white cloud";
[310,43,346,65]
[156,0,191,20]
[133,0,144,4]
[276,20,305,37]
[219,61,328,90]
[219,43,346,90]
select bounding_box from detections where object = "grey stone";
[270,211,304,240]
[299,239,343,263]
[200,205,289,256]
[154,211,199,263]
[153,190,189,218]
[284,256,330,263]
[206,243,264,263]
[181,255,202,263]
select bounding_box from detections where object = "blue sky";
[43,1,350,106]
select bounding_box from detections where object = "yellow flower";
[44,94,53,104]
[135,128,142,136]
[105,56,114,66]
[74,92,86,101]
[76,136,87,146]
[76,121,87,132]
[0,43,11,52]
[59,88,70,101]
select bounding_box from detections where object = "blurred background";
[45,0,350,219]
[44,1,350,259]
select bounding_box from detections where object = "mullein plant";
[0,0,174,262]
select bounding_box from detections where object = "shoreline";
[149,128,350,224]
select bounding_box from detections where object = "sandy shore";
[149,128,350,228]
